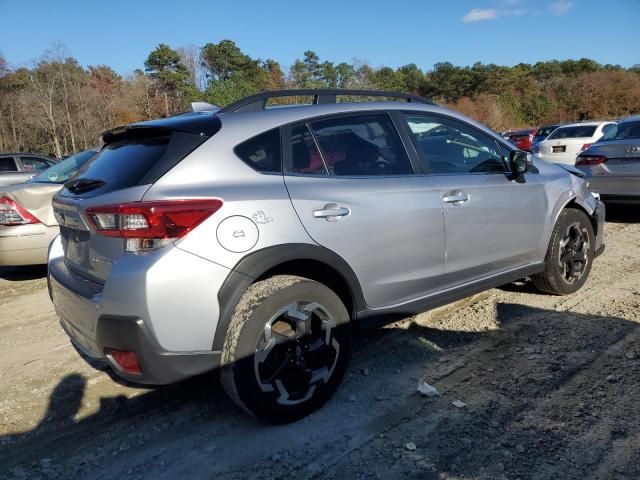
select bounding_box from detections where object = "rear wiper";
[65,178,105,194]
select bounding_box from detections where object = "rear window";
[0,157,18,172]
[64,131,208,197]
[536,126,558,137]
[547,125,597,140]
[601,121,640,141]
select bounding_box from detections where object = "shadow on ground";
[604,203,640,224]
[0,265,47,281]
[1,302,639,479]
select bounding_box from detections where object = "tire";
[531,208,595,295]
[220,275,351,423]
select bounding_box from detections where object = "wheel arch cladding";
[562,198,599,238]
[213,243,366,351]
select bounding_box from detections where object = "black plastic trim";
[358,263,545,324]
[96,315,221,385]
[213,243,366,351]
[219,89,433,113]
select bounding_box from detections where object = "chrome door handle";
[313,203,350,221]
[443,193,470,204]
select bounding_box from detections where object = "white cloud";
[549,0,574,15]
[462,8,499,22]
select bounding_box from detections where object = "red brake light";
[0,196,41,226]
[576,155,607,166]
[580,143,592,153]
[86,199,223,239]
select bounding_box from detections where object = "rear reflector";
[576,155,607,166]
[108,349,142,375]
[85,199,223,239]
[0,196,41,226]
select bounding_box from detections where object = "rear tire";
[221,275,351,423]
[531,208,594,295]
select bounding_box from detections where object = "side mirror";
[510,150,532,175]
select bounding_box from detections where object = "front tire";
[221,275,351,423]
[532,208,595,295]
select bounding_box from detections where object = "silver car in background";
[47,89,605,423]
[576,116,640,204]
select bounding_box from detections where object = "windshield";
[600,120,640,142]
[29,150,98,184]
[547,125,597,140]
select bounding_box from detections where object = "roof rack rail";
[218,89,433,114]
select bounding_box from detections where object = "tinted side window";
[309,114,413,176]
[235,128,281,173]
[20,157,51,172]
[0,156,18,172]
[404,114,507,174]
[285,124,328,175]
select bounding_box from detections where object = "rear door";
[401,112,548,287]
[283,112,445,308]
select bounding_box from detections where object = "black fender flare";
[213,243,366,351]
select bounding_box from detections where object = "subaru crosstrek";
[48,89,605,423]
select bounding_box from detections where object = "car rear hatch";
[52,114,221,284]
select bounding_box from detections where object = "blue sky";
[1,0,638,74]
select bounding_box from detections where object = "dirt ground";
[1,205,639,480]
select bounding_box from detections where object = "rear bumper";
[0,224,57,266]
[48,236,228,385]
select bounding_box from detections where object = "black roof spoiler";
[102,113,222,144]
[219,89,433,114]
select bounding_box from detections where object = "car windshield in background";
[547,125,597,140]
[536,126,559,137]
[600,121,640,142]
[30,150,98,184]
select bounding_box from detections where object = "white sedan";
[534,121,617,165]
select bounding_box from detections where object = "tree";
[144,44,190,115]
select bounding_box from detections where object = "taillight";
[0,196,41,226]
[576,155,607,166]
[86,199,222,251]
[579,143,592,153]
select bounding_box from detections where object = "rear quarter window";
[234,128,282,173]
[0,156,18,172]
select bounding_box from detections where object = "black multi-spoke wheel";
[558,222,590,284]
[221,275,351,423]
[532,208,595,295]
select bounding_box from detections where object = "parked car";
[576,115,640,204]
[47,89,605,423]
[0,153,57,187]
[531,124,562,151]
[534,121,617,165]
[0,149,98,266]
[508,129,537,152]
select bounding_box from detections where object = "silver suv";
[48,90,605,422]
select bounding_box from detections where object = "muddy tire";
[220,275,351,423]
[532,208,595,295]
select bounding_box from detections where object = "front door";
[401,113,548,288]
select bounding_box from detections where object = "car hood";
[1,182,63,226]
[584,138,640,159]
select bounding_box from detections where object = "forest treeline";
[1,40,639,156]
